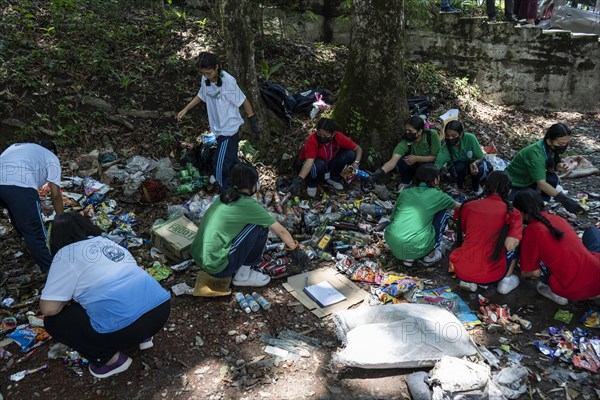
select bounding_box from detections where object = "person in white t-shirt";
[177,51,260,190]
[40,213,171,379]
[0,141,63,272]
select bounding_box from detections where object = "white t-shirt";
[0,143,61,189]
[41,236,170,334]
[197,71,245,137]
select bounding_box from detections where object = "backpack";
[407,96,432,116]
[292,88,332,114]
[259,81,297,120]
[179,142,216,176]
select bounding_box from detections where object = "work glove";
[283,176,305,195]
[248,114,260,140]
[286,241,312,273]
[554,192,586,214]
[369,168,386,184]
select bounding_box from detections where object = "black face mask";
[446,137,460,147]
[405,133,417,143]
[317,135,332,144]
[552,144,568,154]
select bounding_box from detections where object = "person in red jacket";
[450,171,522,293]
[513,189,600,305]
[283,118,362,197]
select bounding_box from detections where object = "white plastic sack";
[492,365,528,399]
[431,356,490,393]
[332,303,477,369]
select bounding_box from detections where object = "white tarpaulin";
[332,303,478,369]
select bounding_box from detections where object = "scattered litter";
[9,364,48,381]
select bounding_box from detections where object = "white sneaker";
[422,248,442,265]
[326,179,344,190]
[497,275,519,294]
[536,281,568,305]
[139,337,154,350]
[403,259,415,267]
[232,265,271,287]
[306,186,317,197]
[459,280,477,292]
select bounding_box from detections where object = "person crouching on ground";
[506,122,585,214]
[385,164,459,267]
[283,118,362,197]
[450,171,522,294]
[40,213,171,378]
[513,189,600,305]
[435,120,489,196]
[191,163,310,287]
[370,116,441,190]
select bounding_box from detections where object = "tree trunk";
[333,0,409,164]
[221,0,285,144]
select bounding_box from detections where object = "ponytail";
[220,187,242,204]
[485,171,514,261]
[513,188,564,240]
[530,211,564,240]
[220,163,259,204]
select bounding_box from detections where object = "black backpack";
[259,81,297,120]
[407,96,432,116]
[292,88,332,114]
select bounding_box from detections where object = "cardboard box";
[151,214,198,262]
[283,267,369,318]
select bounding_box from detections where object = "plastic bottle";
[252,292,271,310]
[176,183,194,195]
[315,249,334,261]
[355,169,370,179]
[234,292,251,313]
[359,203,384,217]
[245,294,260,312]
[319,211,343,223]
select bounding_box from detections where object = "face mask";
[552,144,568,154]
[317,135,332,144]
[446,137,460,147]
[405,133,417,143]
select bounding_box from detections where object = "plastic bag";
[153,157,176,186]
[126,156,156,174]
[332,304,477,369]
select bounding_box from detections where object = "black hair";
[444,120,464,161]
[414,164,440,187]
[50,213,104,255]
[405,116,425,132]
[37,140,57,154]
[543,123,571,171]
[316,118,338,134]
[456,171,514,261]
[220,163,259,204]
[445,120,464,135]
[197,51,222,87]
[513,189,564,240]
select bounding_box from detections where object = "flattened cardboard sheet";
[283,267,368,318]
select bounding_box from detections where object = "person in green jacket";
[384,164,459,267]
[190,163,310,287]
[370,116,441,188]
[435,120,489,195]
[505,123,584,214]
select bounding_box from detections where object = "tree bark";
[221,0,285,143]
[333,0,409,163]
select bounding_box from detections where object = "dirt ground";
[1,110,599,400]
